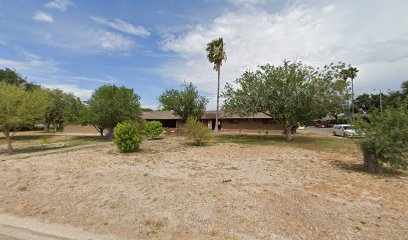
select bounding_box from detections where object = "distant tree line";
[355,81,408,114]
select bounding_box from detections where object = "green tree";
[114,122,142,152]
[315,62,351,122]
[223,61,349,141]
[84,85,142,138]
[340,67,359,122]
[144,121,164,139]
[0,68,39,90]
[43,89,85,132]
[141,107,154,112]
[356,104,408,173]
[401,80,408,97]
[158,82,208,122]
[0,83,50,153]
[355,93,381,113]
[185,116,212,146]
[206,37,227,132]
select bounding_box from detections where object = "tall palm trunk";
[215,68,220,133]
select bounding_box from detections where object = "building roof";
[143,111,272,120]
[142,111,181,120]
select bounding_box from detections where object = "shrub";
[185,116,212,146]
[144,121,164,139]
[356,105,408,173]
[114,122,142,152]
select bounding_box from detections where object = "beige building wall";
[222,119,283,130]
[64,125,101,135]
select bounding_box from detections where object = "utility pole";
[351,77,354,124]
[379,90,383,114]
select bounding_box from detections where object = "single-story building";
[143,111,283,133]
[64,111,284,135]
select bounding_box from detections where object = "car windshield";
[343,126,354,130]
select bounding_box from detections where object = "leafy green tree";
[355,93,384,113]
[315,62,351,122]
[0,68,38,90]
[85,85,142,137]
[141,107,154,112]
[62,93,86,126]
[43,89,85,132]
[144,121,164,139]
[0,83,50,153]
[206,37,227,132]
[158,82,208,122]
[223,61,349,141]
[356,103,408,173]
[340,67,359,122]
[401,80,408,97]
[114,122,142,152]
[185,116,212,146]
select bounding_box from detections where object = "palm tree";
[341,67,359,123]
[206,38,227,132]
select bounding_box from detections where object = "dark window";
[228,119,239,124]
[262,119,275,124]
[161,120,177,128]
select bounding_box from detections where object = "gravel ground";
[0,136,407,239]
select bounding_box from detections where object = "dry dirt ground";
[0,136,407,239]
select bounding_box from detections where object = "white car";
[333,124,358,137]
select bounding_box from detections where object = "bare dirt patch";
[0,136,407,239]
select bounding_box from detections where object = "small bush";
[185,116,212,146]
[133,120,146,133]
[114,122,142,152]
[356,105,408,173]
[144,121,164,139]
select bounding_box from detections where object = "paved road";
[0,213,119,240]
[304,126,335,136]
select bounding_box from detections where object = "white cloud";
[42,28,135,53]
[43,0,73,11]
[0,51,96,100]
[33,11,54,23]
[160,0,408,110]
[94,29,135,51]
[42,83,93,100]
[0,50,60,77]
[59,75,116,84]
[90,16,150,37]
[225,0,272,6]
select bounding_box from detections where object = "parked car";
[332,124,359,137]
[315,122,326,128]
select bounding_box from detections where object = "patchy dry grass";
[0,131,105,155]
[0,135,407,239]
[215,133,360,155]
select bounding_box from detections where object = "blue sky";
[1,0,408,109]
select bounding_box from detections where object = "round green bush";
[144,121,164,139]
[114,122,142,152]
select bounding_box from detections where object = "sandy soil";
[0,136,407,239]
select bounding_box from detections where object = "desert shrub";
[114,122,142,152]
[132,120,146,133]
[185,116,212,146]
[144,121,164,139]
[356,105,408,173]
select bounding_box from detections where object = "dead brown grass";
[0,135,407,239]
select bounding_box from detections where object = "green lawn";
[215,133,361,155]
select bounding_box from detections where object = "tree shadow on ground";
[0,144,67,155]
[70,135,105,141]
[0,134,57,141]
[330,160,408,178]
